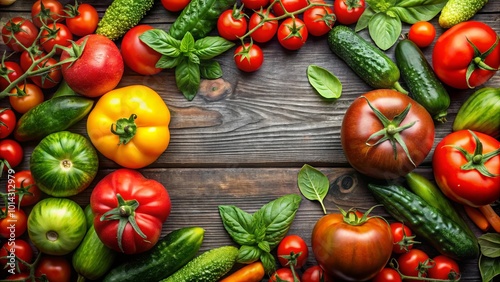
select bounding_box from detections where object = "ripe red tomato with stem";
[0,62,24,91]
[0,108,16,139]
[35,255,72,282]
[31,0,66,28]
[0,207,27,238]
[241,0,269,10]
[121,25,162,75]
[269,268,300,282]
[217,7,248,41]
[40,23,73,55]
[30,56,62,89]
[278,17,308,50]
[249,10,278,43]
[432,130,500,207]
[408,21,436,48]
[427,255,460,280]
[0,139,23,172]
[1,17,39,52]
[65,2,99,37]
[20,49,46,73]
[0,239,34,273]
[277,234,309,269]
[8,170,42,207]
[234,42,264,72]
[390,222,416,254]
[161,0,191,12]
[333,0,365,25]
[372,268,403,282]
[397,249,431,282]
[9,83,44,114]
[303,5,335,37]
[272,0,308,17]
[302,265,331,282]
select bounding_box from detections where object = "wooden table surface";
[1,1,499,281]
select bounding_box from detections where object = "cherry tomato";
[161,0,191,12]
[272,0,308,16]
[372,268,403,282]
[397,249,430,282]
[277,234,309,269]
[408,21,436,48]
[31,0,66,28]
[390,222,414,254]
[278,17,308,50]
[241,0,269,10]
[0,239,34,273]
[0,139,23,172]
[121,25,162,75]
[303,6,335,37]
[0,207,27,238]
[428,255,460,280]
[35,255,72,282]
[0,62,23,91]
[8,170,42,207]
[5,273,31,280]
[302,265,331,282]
[249,10,278,43]
[9,83,44,114]
[1,17,39,52]
[234,42,264,72]
[269,268,300,282]
[20,49,47,72]
[333,0,365,25]
[40,23,73,54]
[30,57,62,89]
[0,108,16,139]
[65,3,99,37]
[217,8,248,41]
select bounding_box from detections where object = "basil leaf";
[355,7,377,32]
[391,0,446,24]
[180,32,196,53]
[139,29,181,58]
[307,65,342,100]
[200,60,222,79]
[175,59,200,101]
[194,36,235,60]
[479,233,500,258]
[368,12,401,50]
[298,164,329,214]
[156,55,183,69]
[236,245,261,264]
[260,251,277,274]
[188,53,200,65]
[253,194,302,249]
[219,205,256,246]
[479,254,500,282]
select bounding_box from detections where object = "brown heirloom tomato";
[341,89,434,179]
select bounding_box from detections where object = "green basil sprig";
[218,194,302,273]
[356,0,446,50]
[478,233,500,282]
[140,30,234,101]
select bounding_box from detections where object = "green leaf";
[366,0,397,12]
[236,245,262,264]
[175,58,200,101]
[355,7,377,32]
[307,65,342,100]
[156,55,183,69]
[479,233,500,258]
[200,60,222,79]
[139,29,181,58]
[297,164,329,214]
[188,52,200,65]
[479,254,500,282]
[219,205,256,246]
[391,0,446,24]
[180,32,196,54]
[368,12,401,50]
[194,36,235,60]
[260,250,277,274]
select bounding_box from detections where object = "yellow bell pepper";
[86,85,170,169]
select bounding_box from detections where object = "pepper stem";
[110,114,138,145]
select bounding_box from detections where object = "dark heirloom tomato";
[341,89,434,179]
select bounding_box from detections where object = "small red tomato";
[39,23,73,54]
[277,234,309,269]
[9,83,45,114]
[303,6,335,37]
[65,3,99,37]
[372,268,403,282]
[272,0,308,17]
[241,0,270,10]
[0,61,23,91]
[408,21,436,48]
[278,17,308,50]
[0,108,16,139]
[390,222,415,254]
[302,265,331,282]
[30,57,62,89]
[1,17,39,52]
[31,0,66,28]
[428,255,460,280]
[269,268,300,282]
[0,239,34,273]
[333,0,365,25]
[249,10,278,43]
[121,25,162,75]
[397,249,430,282]
[234,43,264,72]
[35,255,72,282]
[217,8,248,41]
[0,139,24,171]
[8,170,42,207]
[161,0,191,12]
[0,207,27,238]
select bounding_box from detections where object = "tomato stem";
[465,36,499,88]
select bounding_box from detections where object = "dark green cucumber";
[368,183,479,260]
[327,25,407,94]
[14,96,94,142]
[395,39,450,123]
[103,227,205,282]
[453,87,500,138]
[169,0,236,40]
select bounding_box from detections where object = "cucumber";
[161,245,238,282]
[327,25,407,94]
[14,96,94,142]
[367,183,479,260]
[72,225,117,282]
[395,39,451,123]
[439,0,488,28]
[103,227,205,282]
[453,87,500,138]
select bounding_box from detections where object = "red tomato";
[333,0,365,25]
[277,234,309,269]
[0,62,23,91]
[272,0,308,16]
[408,21,436,48]
[241,0,269,10]
[432,21,500,89]
[0,239,34,273]
[217,8,248,41]
[0,207,27,238]
[90,169,171,254]
[278,18,308,50]
[398,249,430,281]
[433,130,500,207]
[121,25,162,75]
[29,57,62,89]
[303,6,335,37]
[1,17,39,52]
[0,139,23,171]
[428,255,460,280]
[372,268,403,282]
[35,255,72,282]
[31,0,66,28]
[0,108,16,139]
[249,10,278,43]
[60,34,124,98]
[65,3,99,37]
[302,265,331,282]
[390,222,414,254]
[8,170,42,207]
[20,49,46,72]
[311,208,393,281]
[39,23,73,54]
[9,83,44,114]
[5,273,31,280]
[341,89,435,179]
[269,268,300,282]
[234,42,264,72]
[161,0,191,12]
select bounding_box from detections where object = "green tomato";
[28,198,87,255]
[30,131,99,197]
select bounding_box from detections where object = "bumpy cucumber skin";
[453,87,500,138]
[103,227,205,282]
[161,245,238,282]
[327,25,406,93]
[368,183,479,260]
[439,0,488,28]
[395,39,450,123]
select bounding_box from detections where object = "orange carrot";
[219,261,265,282]
[479,205,500,233]
[464,205,490,232]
